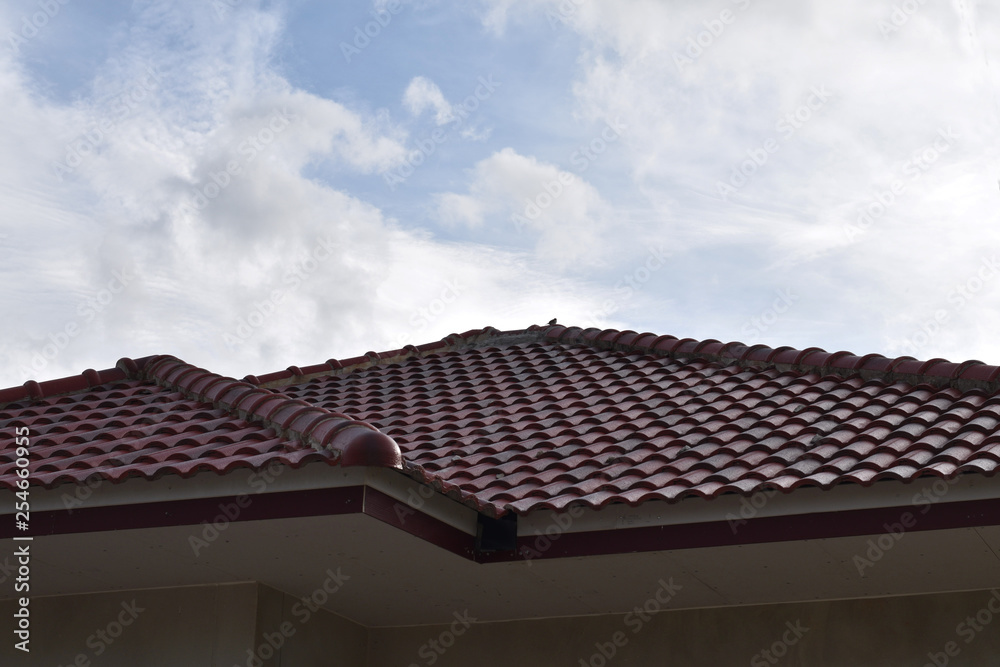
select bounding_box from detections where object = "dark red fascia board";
[0,486,474,561]
[5,488,1000,564]
[479,495,1000,562]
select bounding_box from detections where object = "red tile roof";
[4,325,1000,517]
[0,355,401,489]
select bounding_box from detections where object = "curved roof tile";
[5,324,1000,516]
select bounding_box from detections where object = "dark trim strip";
[2,486,365,539]
[0,485,479,560]
[362,487,476,559]
[6,489,1000,565]
[477,496,1000,562]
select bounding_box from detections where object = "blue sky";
[2,0,1000,385]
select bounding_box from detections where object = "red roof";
[4,324,1000,516]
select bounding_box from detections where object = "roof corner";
[336,428,403,469]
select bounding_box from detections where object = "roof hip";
[130,354,403,468]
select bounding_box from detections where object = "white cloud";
[477,0,524,35]
[472,0,1000,363]
[0,1,614,386]
[366,230,611,356]
[436,147,614,266]
[9,0,1000,389]
[436,193,486,227]
[403,76,455,126]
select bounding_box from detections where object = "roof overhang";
[5,466,1000,626]
[13,462,1000,551]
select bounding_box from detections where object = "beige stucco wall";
[0,582,258,666]
[252,583,369,667]
[367,588,1000,667]
[5,583,1000,666]
[0,581,368,667]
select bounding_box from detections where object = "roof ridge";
[0,365,130,406]
[545,325,1000,392]
[248,323,1000,394]
[130,355,402,468]
[4,322,999,408]
[245,325,531,388]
